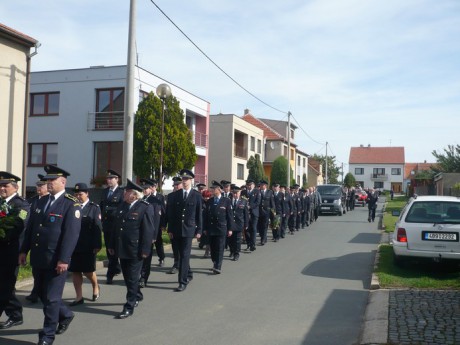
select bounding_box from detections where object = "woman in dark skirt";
[68,183,102,306]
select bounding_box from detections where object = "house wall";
[349,163,404,190]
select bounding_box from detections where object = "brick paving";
[388,290,460,345]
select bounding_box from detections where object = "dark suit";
[367,192,379,222]
[100,186,124,278]
[21,193,81,344]
[167,189,202,286]
[111,200,155,312]
[165,192,180,269]
[140,193,164,284]
[204,196,234,270]
[288,193,298,232]
[281,192,292,237]
[258,189,275,244]
[242,188,260,250]
[272,191,283,240]
[0,195,30,322]
[229,197,248,258]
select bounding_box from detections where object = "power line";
[149,0,288,115]
[290,113,325,146]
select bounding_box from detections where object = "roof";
[349,146,405,164]
[242,113,285,140]
[404,162,435,179]
[0,23,38,47]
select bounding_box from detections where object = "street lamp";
[156,83,171,192]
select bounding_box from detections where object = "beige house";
[208,114,264,187]
[0,23,38,191]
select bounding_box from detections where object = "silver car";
[392,195,460,264]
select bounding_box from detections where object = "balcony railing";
[370,173,388,181]
[87,111,124,131]
[192,131,208,148]
[193,173,207,185]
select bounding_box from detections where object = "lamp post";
[156,83,171,192]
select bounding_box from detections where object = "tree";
[311,154,341,184]
[247,154,267,182]
[270,156,289,185]
[133,92,197,183]
[302,173,308,189]
[431,144,460,173]
[343,172,356,188]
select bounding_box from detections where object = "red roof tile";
[242,114,284,140]
[349,146,405,164]
[404,162,436,179]
[0,23,38,46]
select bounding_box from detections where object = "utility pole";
[325,141,328,184]
[287,111,291,188]
[341,162,344,184]
[122,0,137,184]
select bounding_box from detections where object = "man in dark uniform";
[271,183,283,242]
[303,188,312,227]
[367,188,379,222]
[167,169,202,292]
[108,180,155,319]
[258,180,275,245]
[279,185,292,238]
[229,185,248,261]
[294,184,302,231]
[195,183,206,192]
[19,165,81,345]
[312,187,322,222]
[204,181,233,273]
[25,174,48,304]
[165,176,183,274]
[288,186,298,235]
[99,169,124,284]
[220,180,233,200]
[0,172,30,330]
[139,178,164,288]
[242,179,260,251]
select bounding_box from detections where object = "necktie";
[108,189,113,199]
[183,191,187,201]
[234,199,237,208]
[214,197,218,205]
[45,195,55,213]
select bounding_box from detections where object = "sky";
[3,0,460,169]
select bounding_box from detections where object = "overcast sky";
[3,0,459,169]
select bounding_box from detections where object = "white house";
[27,65,210,190]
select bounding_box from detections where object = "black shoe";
[116,309,133,319]
[212,268,221,274]
[26,293,39,303]
[138,278,145,288]
[92,286,100,301]
[37,340,53,345]
[158,259,164,267]
[250,246,256,251]
[106,275,114,285]
[176,284,187,292]
[368,218,371,222]
[233,254,239,261]
[56,315,74,335]
[134,300,139,308]
[0,318,23,329]
[167,267,177,274]
[69,299,84,306]
[228,252,234,257]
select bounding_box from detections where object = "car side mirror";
[392,210,400,217]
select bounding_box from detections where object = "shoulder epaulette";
[141,200,150,205]
[89,201,100,207]
[65,193,79,203]
[15,195,27,201]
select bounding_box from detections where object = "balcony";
[192,131,208,148]
[370,173,388,181]
[87,111,124,131]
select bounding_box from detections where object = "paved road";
[1,205,381,345]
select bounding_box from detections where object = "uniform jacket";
[232,197,249,232]
[273,191,284,216]
[145,193,165,232]
[100,186,124,230]
[259,189,275,217]
[167,189,202,238]
[1,194,30,267]
[283,193,293,217]
[111,200,155,260]
[242,188,261,217]
[290,193,298,214]
[367,193,379,210]
[22,193,81,269]
[73,201,102,253]
[204,196,234,236]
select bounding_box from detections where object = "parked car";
[392,195,460,265]
[354,190,367,207]
[317,184,345,216]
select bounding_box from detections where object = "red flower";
[0,211,6,217]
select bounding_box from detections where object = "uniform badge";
[50,216,56,223]
[75,210,81,219]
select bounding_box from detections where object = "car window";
[317,186,342,196]
[405,201,460,224]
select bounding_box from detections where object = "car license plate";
[321,207,329,210]
[422,231,458,242]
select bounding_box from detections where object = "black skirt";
[68,251,97,273]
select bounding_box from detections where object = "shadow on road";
[348,233,381,244]
[301,251,377,289]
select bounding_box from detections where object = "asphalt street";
[2,205,381,345]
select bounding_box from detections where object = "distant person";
[390,189,394,200]
[367,188,379,222]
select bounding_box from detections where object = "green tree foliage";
[302,173,308,188]
[431,145,460,173]
[247,154,267,182]
[311,154,341,184]
[133,92,197,183]
[270,156,289,185]
[343,172,356,188]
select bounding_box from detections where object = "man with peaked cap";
[26,174,49,303]
[271,182,283,242]
[139,178,165,288]
[288,185,298,235]
[108,179,155,319]
[279,185,292,238]
[195,183,206,192]
[220,180,233,200]
[68,183,102,306]
[257,179,275,245]
[167,169,202,291]
[229,185,248,261]
[241,179,260,251]
[0,172,30,330]
[203,181,233,273]
[99,169,124,284]
[19,165,81,345]
[164,176,182,274]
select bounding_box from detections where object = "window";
[139,90,149,102]
[95,88,124,130]
[93,142,123,179]
[234,131,247,158]
[303,158,306,168]
[355,168,364,175]
[290,128,294,139]
[28,143,58,166]
[373,168,385,175]
[290,148,294,161]
[374,182,384,189]
[391,168,401,175]
[250,136,255,151]
[30,92,60,116]
[237,163,244,180]
[257,139,261,154]
[283,145,288,158]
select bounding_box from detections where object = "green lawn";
[383,195,408,232]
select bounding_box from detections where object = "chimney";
[368,144,371,147]
[360,144,363,147]
[244,109,250,115]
